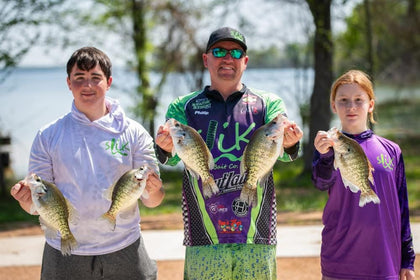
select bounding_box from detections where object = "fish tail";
[239,184,258,207]
[60,233,77,256]
[101,212,117,231]
[202,177,219,199]
[359,189,380,207]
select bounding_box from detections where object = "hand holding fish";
[156,125,173,153]
[314,130,334,154]
[10,181,35,214]
[283,121,303,148]
[141,172,164,208]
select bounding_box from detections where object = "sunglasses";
[209,48,245,59]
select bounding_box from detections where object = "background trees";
[1,0,418,177]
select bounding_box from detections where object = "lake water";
[0,67,313,177]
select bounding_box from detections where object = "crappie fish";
[102,165,151,230]
[239,114,289,207]
[164,118,218,199]
[327,127,380,207]
[24,173,77,256]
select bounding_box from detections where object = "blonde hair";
[330,70,376,124]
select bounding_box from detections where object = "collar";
[343,129,373,140]
[204,84,247,102]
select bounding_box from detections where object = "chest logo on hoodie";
[105,138,130,156]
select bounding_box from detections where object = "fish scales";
[165,118,219,199]
[328,127,380,207]
[102,166,150,230]
[239,114,288,207]
[25,173,77,256]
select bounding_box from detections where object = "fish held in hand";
[327,127,380,207]
[102,165,152,230]
[25,173,77,256]
[239,114,289,207]
[164,118,218,199]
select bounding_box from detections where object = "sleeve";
[311,149,337,191]
[158,95,189,166]
[28,130,54,182]
[132,123,160,175]
[263,91,302,162]
[396,153,416,270]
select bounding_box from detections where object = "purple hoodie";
[312,130,415,279]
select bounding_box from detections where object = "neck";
[76,102,108,122]
[210,82,243,100]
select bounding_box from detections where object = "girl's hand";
[314,131,334,154]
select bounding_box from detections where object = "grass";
[1,98,419,226]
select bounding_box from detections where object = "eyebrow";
[73,72,104,77]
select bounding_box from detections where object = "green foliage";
[334,0,419,84]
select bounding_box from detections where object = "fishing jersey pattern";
[164,85,296,246]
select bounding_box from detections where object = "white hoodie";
[29,97,158,255]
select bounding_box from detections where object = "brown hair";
[66,47,112,79]
[330,70,376,124]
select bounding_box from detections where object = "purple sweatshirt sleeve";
[311,149,337,191]
[397,153,416,270]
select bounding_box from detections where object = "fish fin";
[103,185,114,201]
[119,203,138,219]
[333,159,338,170]
[60,234,77,256]
[342,177,360,193]
[42,223,59,239]
[101,212,117,231]
[259,172,272,187]
[239,183,258,207]
[240,146,248,175]
[368,161,375,186]
[171,146,177,157]
[359,189,380,207]
[29,203,37,215]
[185,165,200,179]
[202,177,219,199]
[66,199,79,226]
[207,150,215,170]
[279,145,284,158]
[141,189,149,200]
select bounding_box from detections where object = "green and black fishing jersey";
[157,85,299,246]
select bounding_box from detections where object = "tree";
[335,0,419,86]
[303,0,334,173]
[0,0,67,82]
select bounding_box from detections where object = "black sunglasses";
[209,47,245,59]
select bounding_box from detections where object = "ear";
[368,99,374,112]
[202,53,208,68]
[107,76,113,89]
[66,77,72,90]
[331,101,337,113]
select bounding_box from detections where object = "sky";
[18,0,361,67]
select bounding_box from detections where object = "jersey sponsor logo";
[192,98,211,110]
[218,218,244,234]
[232,197,249,217]
[208,203,228,214]
[242,94,257,104]
[215,171,246,194]
[105,138,130,156]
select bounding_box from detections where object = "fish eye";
[175,123,180,127]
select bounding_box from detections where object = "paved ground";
[1,223,420,266]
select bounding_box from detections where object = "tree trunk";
[131,0,156,137]
[303,0,333,174]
